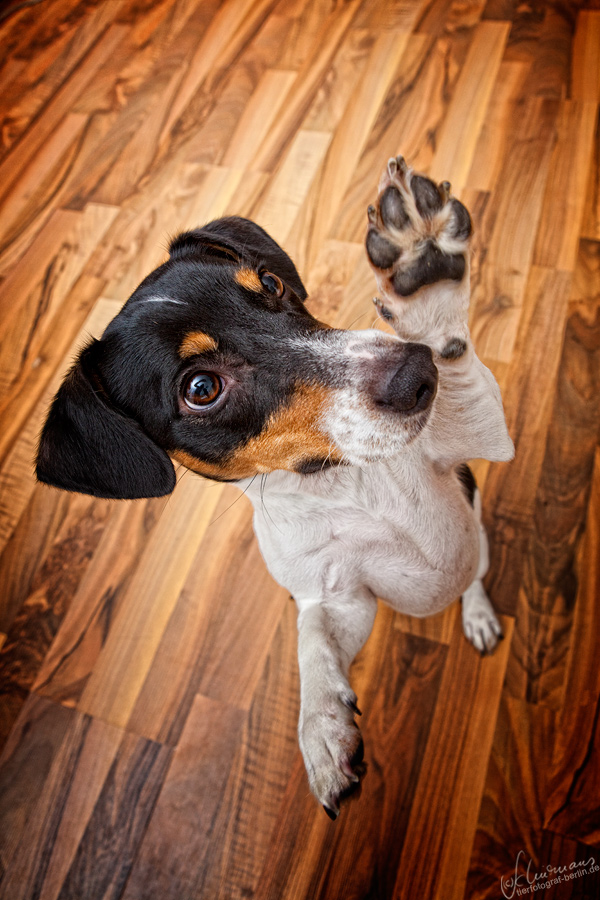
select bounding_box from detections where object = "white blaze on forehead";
[344,339,377,360]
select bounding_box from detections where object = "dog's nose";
[374,343,437,414]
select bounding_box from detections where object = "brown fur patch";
[172,383,343,480]
[234,267,262,292]
[179,331,218,358]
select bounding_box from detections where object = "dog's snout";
[374,343,437,414]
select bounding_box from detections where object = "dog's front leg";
[296,589,377,818]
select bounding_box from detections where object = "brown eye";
[260,270,284,297]
[183,372,222,409]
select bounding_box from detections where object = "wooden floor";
[0,0,599,897]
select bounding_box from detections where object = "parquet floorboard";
[0,1,599,898]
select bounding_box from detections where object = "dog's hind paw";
[299,691,366,818]
[461,582,503,654]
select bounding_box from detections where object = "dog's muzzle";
[372,342,437,414]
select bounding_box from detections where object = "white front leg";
[296,590,377,817]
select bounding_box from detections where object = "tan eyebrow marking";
[179,331,218,358]
[234,267,262,292]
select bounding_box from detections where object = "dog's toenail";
[323,804,338,821]
[367,204,377,223]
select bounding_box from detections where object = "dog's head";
[36,217,438,498]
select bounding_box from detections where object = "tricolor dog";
[36,158,513,818]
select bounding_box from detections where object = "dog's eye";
[260,270,284,297]
[183,372,222,409]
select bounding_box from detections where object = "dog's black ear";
[169,216,308,301]
[36,342,176,500]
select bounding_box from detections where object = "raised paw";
[299,689,365,819]
[367,156,473,351]
[461,581,503,654]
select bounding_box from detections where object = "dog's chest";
[246,461,479,614]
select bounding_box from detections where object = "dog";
[36,157,513,818]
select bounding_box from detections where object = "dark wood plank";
[121,694,244,900]
[503,241,600,705]
[0,491,113,748]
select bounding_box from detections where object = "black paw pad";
[449,198,472,239]
[391,241,465,296]
[411,175,444,217]
[380,185,410,230]
[366,229,402,269]
[440,337,467,359]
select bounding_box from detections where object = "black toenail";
[323,805,338,821]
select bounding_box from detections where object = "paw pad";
[366,156,472,298]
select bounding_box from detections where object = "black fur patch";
[456,463,476,506]
[391,242,465,296]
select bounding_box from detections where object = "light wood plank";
[431,21,510,191]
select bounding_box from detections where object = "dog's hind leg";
[460,481,503,653]
[295,589,377,818]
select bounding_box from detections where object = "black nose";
[375,343,437,414]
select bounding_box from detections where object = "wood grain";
[0,2,598,898]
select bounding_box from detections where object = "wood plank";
[286,29,409,271]
[77,475,223,730]
[221,69,298,168]
[0,272,106,469]
[470,264,527,365]
[126,488,288,742]
[250,129,332,245]
[158,0,280,146]
[0,203,118,404]
[0,489,113,748]
[0,694,73,881]
[49,730,171,900]
[571,10,600,102]
[13,714,123,900]
[465,696,556,898]
[522,4,576,99]
[0,24,126,211]
[466,60,530,192]
[545,448,600,845]
[580,107,600,242]
[254,605,449,900]
[431,21,510,191]
[0,113,89,271]
[503,241,600,706]
[332,29,476,243]
[485,97,557,273]
[122,694,245,900]
[392,614,513,900]
[0,298,120,559]
[32,497,166,710]
[533,101,597,271]
[0,3,122,164]
[247,0,363,173]
[195,601,301,900]
[483,267,573,524]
